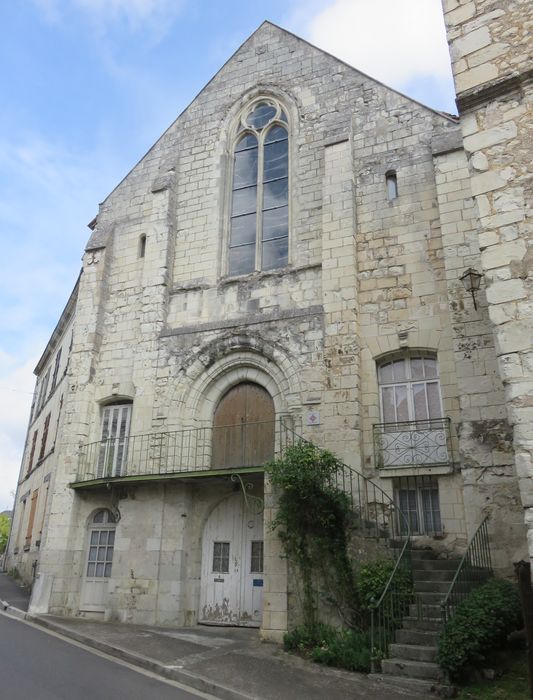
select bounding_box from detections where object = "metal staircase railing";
[279,422,412,668]
[440,515,493,623]
[369,537,413,672]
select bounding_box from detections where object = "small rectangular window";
[250,540,264,573]
[386,171,398,201]
[139,234,146,258]
[212,541,230,573]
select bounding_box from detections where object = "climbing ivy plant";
[266,441,360,628]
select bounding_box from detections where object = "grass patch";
[457,648,529,700]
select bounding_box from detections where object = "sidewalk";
[0,572,31,612]
[0,573,425,699]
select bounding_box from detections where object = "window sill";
[375,465,454,478]
[218,262,321,287]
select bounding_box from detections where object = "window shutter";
[50,348,62,392]
[39,414,51,461]
[25,490,39,548]
[28,430,38,472]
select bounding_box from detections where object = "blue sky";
[0,0,456,510]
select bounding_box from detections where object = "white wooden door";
[199,494,263,626]
[80,511,115,612]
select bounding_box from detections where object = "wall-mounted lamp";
[460,268,483,310]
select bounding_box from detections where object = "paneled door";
[199,494,264,626]
[212,382,275,468]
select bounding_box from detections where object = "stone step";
[413,558,460,571]
[402,616,442,632]
[415,591,445,605]
[413,568,456,582]
[381,657,445,682]
[388,643,437,662]
[396,627,440,646]
[410,549,439,561]
[369,674,455,698]
[409,602,442,618]
[415,580,450,593]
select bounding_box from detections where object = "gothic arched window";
[229,99,289,276]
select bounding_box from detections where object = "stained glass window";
[229,99,289,275]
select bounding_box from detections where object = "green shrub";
[284,623,371,673]
[355,558,412,612]
[437,578,523,678]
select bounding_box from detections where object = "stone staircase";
[375,548,459,695]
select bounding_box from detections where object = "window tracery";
[229,99,289,275]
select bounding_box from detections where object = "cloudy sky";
[0,0,455,511]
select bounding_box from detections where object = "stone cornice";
[457,68,533,113]
[161,304,324,338]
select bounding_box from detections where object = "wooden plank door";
[212,382,275,468]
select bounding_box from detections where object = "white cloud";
[288,0,454,100]
[33,0,185,36]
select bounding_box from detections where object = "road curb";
[1,600,28,620]
[25,614,254,700]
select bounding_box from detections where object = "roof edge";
[88,20,457,223]
[35,271,81,375]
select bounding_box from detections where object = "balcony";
[71,421,279,489]
[373,417,453,474]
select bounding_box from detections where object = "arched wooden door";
[212,382,275,468]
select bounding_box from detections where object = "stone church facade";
[5,9,531,641]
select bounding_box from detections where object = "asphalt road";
[0,612,218,700]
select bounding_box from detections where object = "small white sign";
[306,410,320,426]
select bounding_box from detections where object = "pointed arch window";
[229,99,289,276]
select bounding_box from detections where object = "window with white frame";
[228,99,289,276]
[378,354,443,425]
[86,510,116,578]
[395,477,442,535]
[375,353,449,469]
[97,402,132,478]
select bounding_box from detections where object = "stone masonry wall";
[442,0,533,561]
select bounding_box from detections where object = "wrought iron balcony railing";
[74,420,278,484]
[373,417,452,470]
